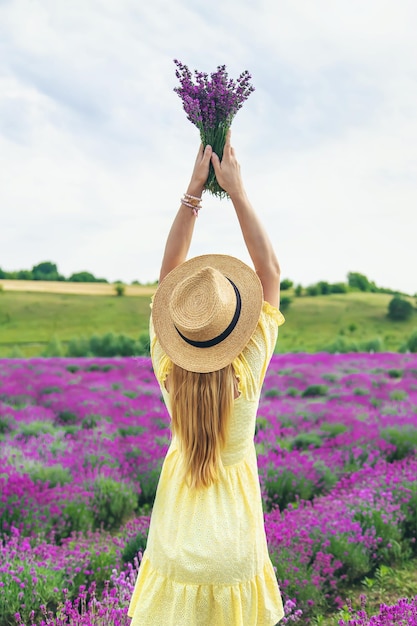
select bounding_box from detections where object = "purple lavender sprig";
[174,59,255,198]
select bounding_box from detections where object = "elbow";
[257,261,281,307]
[273,258,281,279]
[257,260,280,288]
[268,257,281,282]
[258,254,280,277]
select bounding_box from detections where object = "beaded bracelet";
[181,192,202,217]
[184,193,201,202]
[181,199,201,216]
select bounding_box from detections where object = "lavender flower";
[2,353,417,623]
[174,59,255,197]
[338,596,417,625]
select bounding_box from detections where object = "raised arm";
[211,132,281,307]
[159,144,213,283]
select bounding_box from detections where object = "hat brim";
[152,254,263,373]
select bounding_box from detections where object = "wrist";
[228,187,248,204]
[181,188,203,217]
[187,181,204,198]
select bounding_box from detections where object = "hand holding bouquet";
[174,60,254,198]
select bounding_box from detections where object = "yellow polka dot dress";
[128,302,285,625]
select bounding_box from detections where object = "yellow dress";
[128,301,285,626]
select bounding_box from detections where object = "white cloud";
[0,0,416,295]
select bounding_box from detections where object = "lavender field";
[1,353,417,625]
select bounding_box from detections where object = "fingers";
[202,144,212,162]
[223,130,235,160]
[211,151,220,173]
[195,144,212,166]
[193,144,204,169]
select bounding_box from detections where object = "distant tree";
[360,336,385,353]
[69,271,96,283]
[114,283,125,297]
[375,285,398,295]
[131,280,141,285]
[32,261,64,281]
[388,296,413,321]
[284,280,347,297]
[280,278,293,291]
[347,272,376,292]
[0,268,6,279]
[405,330,417,352]
[137,332,151,356]
[317,281,331,295]
[42,336,64,357]
[330,282,348,294]
[17,270,33,280]
[279,295,292,312]
[306,284,320,296]
[69,271,107,283]
[33,261,57,276]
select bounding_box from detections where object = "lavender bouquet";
[174,59,255,198]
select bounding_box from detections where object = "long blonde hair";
[170,362,235,489]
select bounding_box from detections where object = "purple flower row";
[1,353,417,623]
[338,596,417,625]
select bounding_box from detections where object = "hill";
[279,291,416,352]
[0,281,416,356]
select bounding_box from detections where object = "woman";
[128,131,285,625]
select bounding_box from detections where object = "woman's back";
[154,300,284,467]
[128,131,285,625]
[128,302,285,625]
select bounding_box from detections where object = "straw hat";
[152,254,263,373]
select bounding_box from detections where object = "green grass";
[0,291,152,356]
[312,560,417,624]
[0,290,416,357]
[278,291,417,353]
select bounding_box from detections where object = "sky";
[1,0,416,294]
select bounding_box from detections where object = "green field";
[0,289,416,357]
[0,291,152,356]
[280,290,417,352]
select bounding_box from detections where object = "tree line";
[280,272,416,322]
[0,261,156,286]
[0,261,107,283]
[281,272,412,298]
[0,263,411,296]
